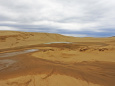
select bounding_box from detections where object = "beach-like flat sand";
[0,31,115,86]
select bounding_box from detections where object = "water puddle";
[44,42,72,44]
[0,49,39,58]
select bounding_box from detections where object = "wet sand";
[0,52,115,86]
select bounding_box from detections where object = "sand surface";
[0,31,115,86]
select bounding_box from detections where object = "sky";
[0,0,115,37]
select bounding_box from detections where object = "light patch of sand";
[0,74,101,86]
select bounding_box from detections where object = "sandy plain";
[0,31,115,86]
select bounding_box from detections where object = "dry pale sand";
[0,31,115,86]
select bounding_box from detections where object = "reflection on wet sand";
[0,49,39,58]
[0,59,16,71]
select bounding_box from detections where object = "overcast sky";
[0,0,115,37]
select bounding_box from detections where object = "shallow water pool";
[44,42,72,44]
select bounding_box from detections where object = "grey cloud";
[0,0,115,36]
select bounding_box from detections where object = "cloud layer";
[0,0,115,37]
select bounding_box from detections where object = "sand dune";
[0,31,114,50]
[0,31,115,86]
